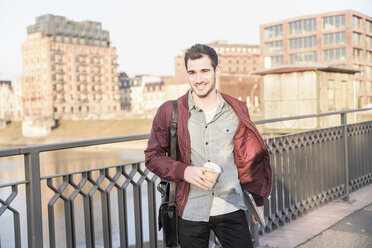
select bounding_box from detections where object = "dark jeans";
[178,210,253,248]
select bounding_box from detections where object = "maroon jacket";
[145,91,272,216]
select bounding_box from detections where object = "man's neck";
[192,90,219,111]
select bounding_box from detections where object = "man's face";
[186,55,217,98]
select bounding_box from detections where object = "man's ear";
[215,65,220,75]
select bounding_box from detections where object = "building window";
[323,32,346,46]
[323,48,346,62]
[366,66,372,79]
[265,40,283,52]
[290,52,317,65]
[323,15,346,30]
[76,66,79,72]
[289,18,316,35]
[353,48,363,62]
[51,55,55,61]
[366,36,372,50]
[264,24,283,38]
[353,32,363,46]
[76,76,80,82]
[289,36,317,50]
[353,15,363,29]
[367,51,372,63]
[270,55,284,67]
[52,74,56,81]
[366,81,372,93]
[367,20,372,33]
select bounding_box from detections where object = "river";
[0,148,162,247]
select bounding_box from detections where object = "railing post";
[24,152,43,248]
[341,113,351,202]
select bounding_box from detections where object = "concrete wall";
[263,70,355,132]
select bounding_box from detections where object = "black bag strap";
[168,100,177,203]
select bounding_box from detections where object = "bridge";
[0,108,371,248]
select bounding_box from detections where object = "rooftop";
[251,65,360,75]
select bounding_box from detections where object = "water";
[0,148,162,247]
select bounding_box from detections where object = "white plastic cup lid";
[203,162,221,173]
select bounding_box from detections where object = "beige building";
[260,10,372,108]
[252,65,359,133]
[0,79,23,122]
[174,41,262,113]
[0,81,15,121]
[22,14,120,120]
[129,75,188,117]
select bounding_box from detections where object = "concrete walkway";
[259,183,372,248]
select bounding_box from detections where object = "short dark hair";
[184,44,218,71]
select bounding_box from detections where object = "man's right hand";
[184,166,216,190]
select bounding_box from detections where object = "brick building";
[260,10,372,107]
[22,14,121,120]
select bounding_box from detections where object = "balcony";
[76,70,88,75]
[55,69,64,74]
[50,49,63,55]
[51,60,64,65]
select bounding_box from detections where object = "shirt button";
[206,142,208,145]
[205,125,208,128]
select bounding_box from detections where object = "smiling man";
[145,44,272,247]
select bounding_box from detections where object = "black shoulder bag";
[157,100,178,247]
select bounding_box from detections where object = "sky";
[0,0,371,80]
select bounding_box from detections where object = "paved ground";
[297,203,372,248]
[259,183,372,248]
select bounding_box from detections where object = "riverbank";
[0,119,153,150]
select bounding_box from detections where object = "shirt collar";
[188,90,226,112]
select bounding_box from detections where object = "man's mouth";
[195,83,207,90]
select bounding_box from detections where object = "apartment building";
[22,14,120,120]
[174,41,262,113]
[260,9,372,107]
[118,72,131,110]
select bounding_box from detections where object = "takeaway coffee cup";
[202,162,221,186]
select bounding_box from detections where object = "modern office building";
[174,41,262,113]
[260,10,372,107]
[22,14,121,120]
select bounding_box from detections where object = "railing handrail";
[0,107,371,158]
[253,107,372,125]
[0,133,149,157]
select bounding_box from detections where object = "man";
[145,44,271,247]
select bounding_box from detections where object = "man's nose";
[195,73,203,83]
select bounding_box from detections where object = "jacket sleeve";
[144,101,189,182]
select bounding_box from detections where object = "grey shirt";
[182,91,247,221]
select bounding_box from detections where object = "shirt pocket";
[211,122,237,151]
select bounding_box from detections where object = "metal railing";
[0,108,371,248]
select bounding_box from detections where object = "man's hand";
[250,214,259,224]
[184,166,216,190]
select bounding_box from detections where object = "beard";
[191,77,216,98]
